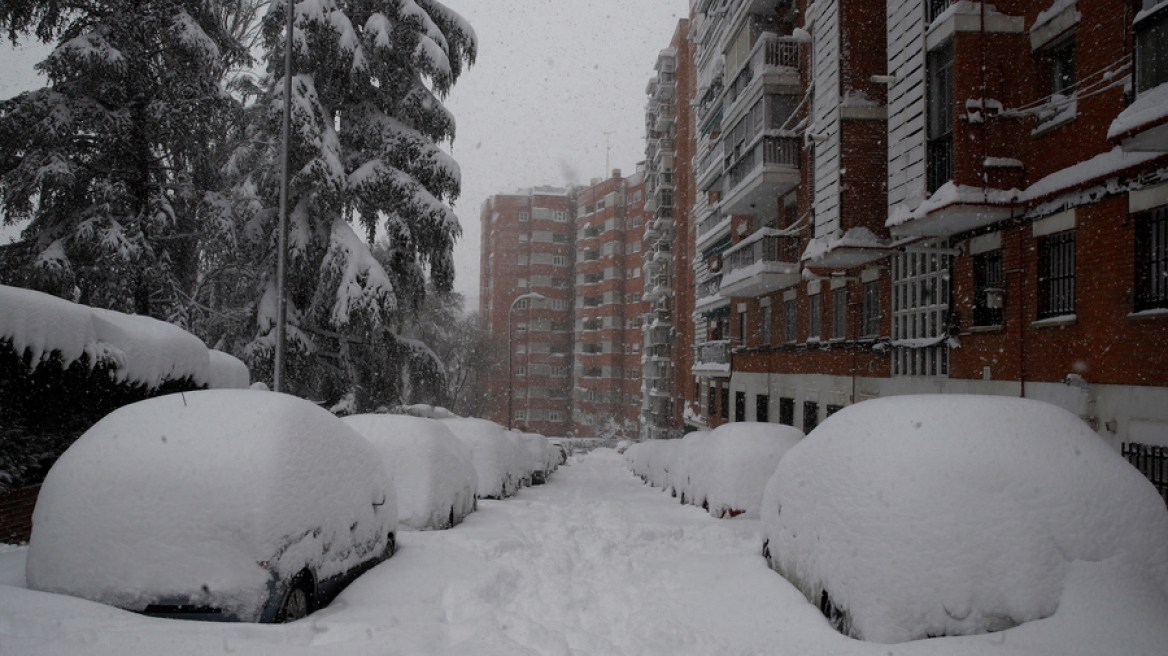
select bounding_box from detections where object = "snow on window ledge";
[1032,313,1077,327]
[1127,307,1168,319]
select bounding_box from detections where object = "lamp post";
[507,292,546,429]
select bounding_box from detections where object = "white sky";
[1,0,691,311]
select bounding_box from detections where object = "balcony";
[656,106,675,132]
[696,138,724,191]
[722,135,800,216]
[717,229,802,297]
[725,34,801,113]
[696,211,732,251]
[647,326,671,346]
[694,273,729,315]
[649,379,671,397]
[693,340,731,377]
[646,343,671,361]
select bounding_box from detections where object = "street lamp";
[508,292,546,429]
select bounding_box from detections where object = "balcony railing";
[727,34,801,107]
[726,136,800,191]
[724,234,801,277]
[695,340,730,366]
[697,274,723,299]
[697,212,729,239]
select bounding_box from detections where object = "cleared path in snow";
[2,449,1166,655]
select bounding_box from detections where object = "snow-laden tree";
[232,0,476,402]
[0,0,245,318]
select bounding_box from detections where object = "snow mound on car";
[761,394,1168,643]
[687,423,803,518]
[440,418,524,499]
[26,389,395,619]
[344,414,477,530]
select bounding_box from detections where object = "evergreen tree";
[233,0,475,402]
[0,0,245,318]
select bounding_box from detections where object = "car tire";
[277,575,312,623]
[384,532,397,559]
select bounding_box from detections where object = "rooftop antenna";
[603,131,615,177]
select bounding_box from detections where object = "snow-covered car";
[517,432,557,484]
[25,389,397,623]
[343,414,478,530]
[684,423,803,519]
[441,418,525,499]
[506,430,536,487]
[761,395,1168,643]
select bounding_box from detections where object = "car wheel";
[384,532,397,559]
[277,576,312,623]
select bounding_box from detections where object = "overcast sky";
[1,0,690,311]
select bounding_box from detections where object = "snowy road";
[2,449,1167,655]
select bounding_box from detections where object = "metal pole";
[274,0,294,392]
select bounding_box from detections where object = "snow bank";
[25,390,396,621]
[207,349,250,389]
[440,418,524,499]
[343,414,477,530]
[761,395,1168,643]
[0,284,211,388]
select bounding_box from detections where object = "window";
[973,250,1005,326]
[551,299,567,310]
[553,255,568,266]
[632,343,640,353]
[735,391,746,422]
[927,42,954,193]
[784,299,798,342]
[760,304,772,346]
[779,397,795,426]
[862,281,881,337]
[808,294,821,339]
[708,385,717,416]
[1048,37,1075,96]
[756,394,769,422]
[518,255,528,266]
[832,288,847,340]
[1135,4,1168,95]
[515,409,526,421]
[738,310,748,346]
[803,401,819,434]
[633,216,642,227]
[552,365,569,377]
[1136,207,1168,311]
[552,233,568,244]
[518,278,528,288]
[514,298,529,310]
[925,0,951,23]
[516,366,526,376]
[549,411,564,422]
[519,211,529,222]
[720,386,729,420]
[1037,231,1075,319]
[892,243,952,376]
[553,210,569,222]
[518,234,529,243]
[826,404,844,418]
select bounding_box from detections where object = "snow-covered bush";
[440,418,524,499]
[207,350,250,389]
[687,423,802,519]
[344,414,477,530]
[26,390,397,622]
[761,395,1168,643]
[0,285,212,491]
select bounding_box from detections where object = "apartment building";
[479,188,576,436]
[681,0,1168,455]
[641,20,698,440]
[479,172,653,438]
[574,172,651,439]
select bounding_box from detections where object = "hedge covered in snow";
[0,285,246,491]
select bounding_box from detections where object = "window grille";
[832,288,847,340]
[1136,207,1168,311]
[926,43,953,193]
[862,281,881,337]
[1037,231,1075,319]
[785,299,798,342]
[756,394,769,422]
[973,250,1005,326]
[808,294,821,339]
[892,243,952,376]
[1135,5,1168,95]
[803,401,819,434]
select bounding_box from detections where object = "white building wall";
[887,0,928,212]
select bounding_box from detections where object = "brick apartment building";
[478,173,652,439]
[641,20,698,440]
[673,0,1168,457]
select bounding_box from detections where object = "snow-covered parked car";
[25,389,398,623]
[343,414,478,530]
[518,432,557,484]
[506,430,537,487]
[761,395,1168,643]
[685,423,802,519]
[441,418,525,499]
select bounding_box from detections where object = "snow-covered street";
[2,448,1167,656]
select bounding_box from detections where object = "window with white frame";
[553,255,568,266]
[1037,231,1076,319]
[519,211,529,222]
[1135,3,1168,96]
[553,210,569,222]
[892,243,952,376]
[1136,206,1168,311]
[549,411,564,422]
[862,281,881,337]
[808,294,821,340]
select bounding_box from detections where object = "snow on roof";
[343,414,476,530]
[26,390,394,619]
[0,285,212,388]
[761,395,1168,643]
